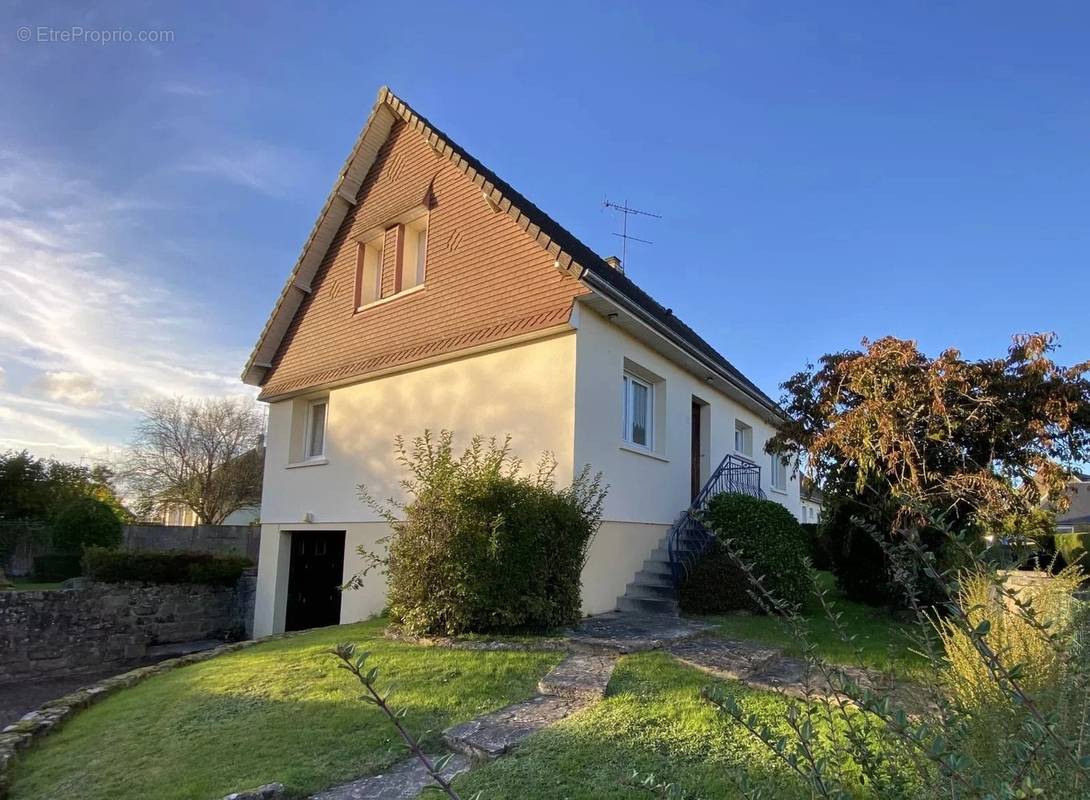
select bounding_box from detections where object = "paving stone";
[443,694,587,759]
[538,653,616,701]
[566,612,713,653]
[223,783,285,800]
[668,638,781,682]
[310,755,470,800]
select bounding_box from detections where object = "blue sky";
[0,1,1087,463]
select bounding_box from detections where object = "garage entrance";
[285,530,346,631]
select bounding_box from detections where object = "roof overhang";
[242,93,399,386]
[576,272,785,424]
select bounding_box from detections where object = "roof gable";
[243,87,780,415]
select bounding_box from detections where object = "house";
[159,504,259,527]
[1057,471,1090,532]
[244,87,800,636]
[799,477,825,524]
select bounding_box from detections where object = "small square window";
[305,399,327,460]
[734,420,753,457]
[355,237,384,308]
[622,372,653,449]
[400,216,428,291]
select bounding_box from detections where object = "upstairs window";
[734,420,753,457]
[355,237,384,308]
[400,215,428,292]
[770,453,787,492]
[305,399,327,460]
[622,372,653,449]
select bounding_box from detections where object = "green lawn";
[4,579,65,592]
[9,619,563,800]
[703,573,929,679]
[456,652,918,799]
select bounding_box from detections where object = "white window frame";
[622,372,653,451]
[734,419,753,458]
[401,215,428,291]
[770,453,787,492]
[355,237,384,310]
[304,398,328,460]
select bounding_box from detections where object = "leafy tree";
[770,333,1090,603]
[123,397,265,524]
[50,496,123,553]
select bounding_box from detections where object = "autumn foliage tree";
[769,333,1090,603]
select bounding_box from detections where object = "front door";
[285,530,346,631]
[691,401,702,501]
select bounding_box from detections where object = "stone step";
[443,694,587,759]
[309,753,470,799]
[633,570,675,588]
[640,559,674,576]
[623,582,676,600]
[616,595,678,615]
[537,653,616,701]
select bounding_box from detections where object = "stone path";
[296,612,916,799]
[311,648,617,799]
[565,611,713,653]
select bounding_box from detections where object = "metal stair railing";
[666,454,764,588]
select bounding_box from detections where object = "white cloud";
[31,371,104,407]
[176,143,310,197]
[0,150,254,463]
[161,81,214,98]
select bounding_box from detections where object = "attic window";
[400,215,428,291]
[355,236,384,308]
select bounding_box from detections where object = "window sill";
[769,486,788,496]
[286,458,328,469]
[734,451,755,462]
[619,444,669,463]
[356,283,425,312]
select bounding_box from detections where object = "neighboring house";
[243,87,801,636]
[160,504,260,527]
[1057,471,1090,532]
[800,477,825,524]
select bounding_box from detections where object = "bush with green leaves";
[1055,532,1089,571]
[679,492,810,614]
[82,548,251,585]
[349,431,605,636]
[49,496,123,554]
[32,553,83,582]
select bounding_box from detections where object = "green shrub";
[351,431,605,636]
[799,522,833,571]
[679,493,810,614]
[49,496,122,553]
[82,548,251,585]
[1055,532,1089,571]
[32,553,83,581]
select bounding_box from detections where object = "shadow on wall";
[331,336,578,512]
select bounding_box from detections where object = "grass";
[702,572,929,679]
[456,652,919,799]
[3,578,64,592]
[9,619,562,800]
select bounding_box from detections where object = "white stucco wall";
[572,305,801,525]
[254,332,578,635]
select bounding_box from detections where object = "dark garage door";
[285,530,346,631]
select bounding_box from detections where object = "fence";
[1,523,260,577]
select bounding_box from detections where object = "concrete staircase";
[616,522,706,615]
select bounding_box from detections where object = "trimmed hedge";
[1055,532,1089,571]
[33,553,83,582]
[82,548,251,585]
[680,493,811,614]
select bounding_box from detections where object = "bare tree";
[124,397,265,524]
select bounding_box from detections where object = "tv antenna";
[603,198,661,267]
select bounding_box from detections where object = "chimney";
[604,255,624,274]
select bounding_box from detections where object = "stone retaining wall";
[0,575,256,684]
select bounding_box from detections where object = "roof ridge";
[243,86,781,415]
